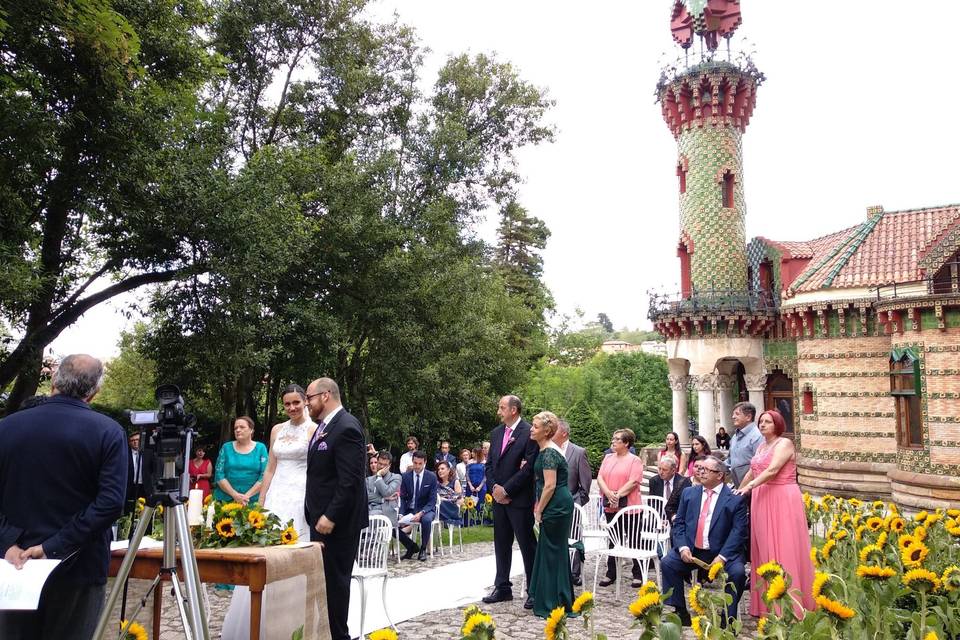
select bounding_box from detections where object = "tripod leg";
[173,504,210,640]
[168,570,194,640]
[92,506,156,640]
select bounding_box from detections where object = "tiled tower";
[659,0,759,295]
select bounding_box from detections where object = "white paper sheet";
[110,536,164,552]
[0,559,61,610]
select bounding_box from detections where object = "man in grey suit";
[553,419,592,585]
[367,450,401,527]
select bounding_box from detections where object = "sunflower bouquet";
[459,604,495,640]
[197,500,299,548]
[120,619,148,640]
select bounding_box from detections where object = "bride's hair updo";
[281,383,306,400]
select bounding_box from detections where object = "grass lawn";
[460,525,495,545]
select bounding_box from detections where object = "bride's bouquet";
[197,500,299,548]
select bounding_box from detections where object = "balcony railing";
[648,288,778,321]
[872,278,960,301]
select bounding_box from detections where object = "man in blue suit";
[0,354,128,639]
[397,450,437,561]
[661,455,748,627]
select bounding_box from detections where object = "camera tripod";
[93,500,210,640]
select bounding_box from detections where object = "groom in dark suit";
[305,377,368,640]
[482,395,539,609]
[397,450,438,561]
[661,455,748,626]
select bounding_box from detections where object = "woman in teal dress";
[213,416,269,504]
[529,410,576,618]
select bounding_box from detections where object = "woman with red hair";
[736,410,815,617]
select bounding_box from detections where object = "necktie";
[413,473,421,510]
[695,488,714,548]
[310,420,327,449]
[500,426,512,455]
[664,478,672,505]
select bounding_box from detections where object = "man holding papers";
[0,354,128,639]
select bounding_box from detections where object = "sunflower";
[914,510,929,522]
[120,620,148,640]
[856,565,896,580]
[902,568,941,593]
[816,595,856,620]
[463,497,477,510]
[876,531,888,547]
[946,523,960,538]
[222,502,243,513]
[637,580,659,597]
[215,517,235,538]
[246,510,266,529]
[890,517,906,532]
[571,591,594,614]
[203,494,213,506]
[629,592,661,618]
[854,525,866,541]
[485,493,493,503]
[764,575,787,602]
[859,544,883,563]
[707,561,723,582]
[902,541,930,568]
[872,500,885,511]
[821,538,837,558]
[691,615,705,640]
[914,525,928,541]
[923,632,939,640]
[924,512,943,527]
[757,616,769,636]
[281,526,298,545]
[687,584,705,615]
[810,547,820,568]
[544,606,565,640]
[841,513,852,525]
[948,508,960,518]
[848,498,863,509]
[942,565,960,592]
[462,612,494,636]
[812,571,830,599]
[898,534,918,551]
[463,612,494,636]
[833,529,849,541]
[888,502,899,516]
[865,516,884,531]
[367,629,398,640]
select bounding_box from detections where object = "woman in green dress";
[529,410,576,618]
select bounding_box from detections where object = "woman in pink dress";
[736,410,815,617]
[596,428,646,587]
[188,445,213,500]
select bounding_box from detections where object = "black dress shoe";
[418,550,427,561]
[401,547,416,560]
[572,576,582,587]
[482,590,513,604]
[598,577,616,587]
[523,595,534,610]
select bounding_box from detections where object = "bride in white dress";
[220,385,317,640]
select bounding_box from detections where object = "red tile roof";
[774,205,960,297]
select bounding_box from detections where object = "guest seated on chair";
[435,460,463,524]
[397,450,437,561]
[661,455,748,627]
[367,450,401,527]
[647,454,691,525]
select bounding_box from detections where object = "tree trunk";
[219,376,237,445]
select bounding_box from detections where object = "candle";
[187,489,204,525]
[205,502,215,529]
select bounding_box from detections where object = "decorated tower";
[658,0,760,296]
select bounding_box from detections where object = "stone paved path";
[107,540,757,639]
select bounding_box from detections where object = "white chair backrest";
[569,502,584,540]
[357,515,392,571]
[581,495,604,531]
[606,505,662,551]
[644,495,667,519]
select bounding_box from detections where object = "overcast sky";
[50,1,960,358]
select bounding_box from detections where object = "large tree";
[0,0,225,410]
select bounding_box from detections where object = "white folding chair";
[592,504,663,600]
[642,495,672,556]
[353,515,396,640]
[436,499,464,555]
[568,501,584,569]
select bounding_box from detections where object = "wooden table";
[109,544,328,640]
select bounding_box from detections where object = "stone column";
[668,374,690,445]
[716,374,736,432]
[744,373,768,414]
[693,374,718,444]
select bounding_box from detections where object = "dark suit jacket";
[563,441,592,505]
[672,483,747,561]
[648,473,692,523]
[399,469,438,516]
[304,407,368,537]
[0,396,128,585]
[485,419,538,508]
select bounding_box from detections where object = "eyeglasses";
[695,466,722,474]
[305,390,328,401]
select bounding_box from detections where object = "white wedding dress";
[220,417,315,640]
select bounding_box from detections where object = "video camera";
[129,384,197,507]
